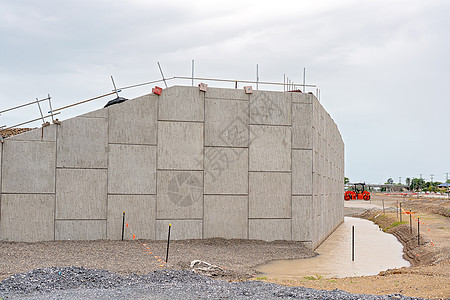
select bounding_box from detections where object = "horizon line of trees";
[344,177,449,193]
[385,177,450,192]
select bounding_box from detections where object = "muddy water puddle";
[256,217,410,279]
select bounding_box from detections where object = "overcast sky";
[1,0,449,184]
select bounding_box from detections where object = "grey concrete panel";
[205,98,249,147]
[249,125,291,171]
[249,91,291,125]
[292,150,313,195]
[292,103,312,149]
[204,195,248,239]
[157,122,203,170]
[204,147,248,195]
[249,219,291,241]
[291,92,314,104]
[7,124,57,142]
[107,195,156,240]
[0,194,54,242]
[56,169,107,219]
[79,107,108,118]
[157,171,203,219]
[292,196,313,241]
[159,86,204,122]
[249,172,291,218]
[57,117,108,168]
[55,220,106,240]
[156,220,202,240]
[205,87,249,100]
[2,140,56,193]
[108,94,157,145]
[108,144,156,194]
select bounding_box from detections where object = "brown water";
[256,217,410,279]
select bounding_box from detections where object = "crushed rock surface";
[0,266,422,299]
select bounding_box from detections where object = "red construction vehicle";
[344,182,370,201]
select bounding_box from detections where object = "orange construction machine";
[344,182,370,201]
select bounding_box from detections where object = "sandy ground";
[0,194,448,299]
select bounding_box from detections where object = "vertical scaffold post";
[256,64,259,90]
[35,97,46,125]
[191,59,195,86]
[157,62,168,88]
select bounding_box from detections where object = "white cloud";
[1,0,449,183]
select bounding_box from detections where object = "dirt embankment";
[360,211,440,267]
[0,128,33,138]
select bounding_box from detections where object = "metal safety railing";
[1,64,318,132]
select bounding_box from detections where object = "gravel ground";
[0,266,422,299]
[0,238,316,282]
[0,198,444,299]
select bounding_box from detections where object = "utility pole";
[399,177,402,184]
[430,174,434,183]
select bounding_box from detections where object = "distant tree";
[386,178,394,184]
[411,178,425,191]
[405,177,411,189]
[344,177,350,184]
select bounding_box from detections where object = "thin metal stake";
[111,76,119,98]
[382,198,385,214]
[418,217,420,246]
[352,225,355,261]
[396,200,399,219]
[166,224,172,263]
[157,62,168,88]
[410,210,412,234]
[122,211,125,241]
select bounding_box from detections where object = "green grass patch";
[383,221,407,232]
[304,275,323,280]
[255,277,267,280]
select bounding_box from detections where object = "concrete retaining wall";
[0,86,344,249]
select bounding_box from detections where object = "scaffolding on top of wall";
[0,62,318,136]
